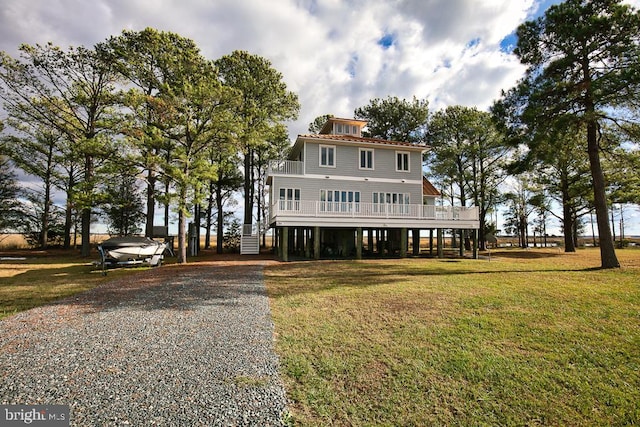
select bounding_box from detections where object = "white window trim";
[279,187,301,211]
[319,144,336,168]
[359,148,374,170]
[395,151,410,172]
[321,189,361,212]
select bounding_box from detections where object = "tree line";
[312,0,640,269]
[1,0,639,269]
[0,28,299,263]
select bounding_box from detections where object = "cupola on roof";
[319,117,368,136]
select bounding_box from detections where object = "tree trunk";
[41,142,55,249]
[216,185,224,254]
[177,207,187,264]
[561,187,576,252]
[586,120,619,268]
[63,175,74,249]
[243,146,254,225]
[145,170,156,238]
[81,207,91,256]
[205,183,214,249]
[519,214,527,249]
[81,154,92,257]
[164,179,170,229]
[42,176,51,250]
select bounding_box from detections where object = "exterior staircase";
[240,223,260,255]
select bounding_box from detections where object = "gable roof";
[423,176,441,196]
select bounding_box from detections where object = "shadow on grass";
[488,250,565,259]
[265,258,599,299]
[0,260,254,316]
[0,263,108,318]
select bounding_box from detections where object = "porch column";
[356,227,363,260]
[314,226,320,260]
[473,229,479,259]
[412,229,420,256]
[437,228,444,258]
[304,228,311,259]
[282,227,289,262]
[429,229,434,256]
[400,228,407,258]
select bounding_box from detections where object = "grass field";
[265,249,640,426]
[2,247,639,425]
[0,252,144,320]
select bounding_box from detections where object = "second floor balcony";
[269,200,479,229]
[268,160,304,176]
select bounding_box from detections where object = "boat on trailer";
[97,236,169,272]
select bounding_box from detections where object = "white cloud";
[0,0,537,137]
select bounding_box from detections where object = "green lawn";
[265,249,640,426]
[0,254,142,319]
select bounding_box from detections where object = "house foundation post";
[367,229,373,255]
[437,228,444,258]
[400,228,407,257]
[412,229,420,256]
[304,228,311,259]
[356,227,363,260]
[314,226,320,260]
[282,227,289,262]
[459,230,464,257]
[473,229,479,259]
[429,229,434,256]
[299,228,304,257]
[274,228,279,256]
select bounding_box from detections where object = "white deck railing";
[270,201,478,221]
[268,160,304,176]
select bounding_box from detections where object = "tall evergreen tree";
[505,0,640,268]
[308,114,334,133]
[0,143,22,234]
[100,29,206,239]
[2,125,63,248]
[354,96,428,143]
[428,106,508,249]
[100,162,145,236]
[159,58,239,263]
[0,43,122,256]
[215,51,299,227]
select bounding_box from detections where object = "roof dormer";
[319,117,368,137]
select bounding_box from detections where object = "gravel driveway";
[0,261,288,426]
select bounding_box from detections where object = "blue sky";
[0,0,638,235]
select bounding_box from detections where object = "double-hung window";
[359,148,374,170]
[320,145,335,167]
[396,151,410,172]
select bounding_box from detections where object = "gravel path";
[0,261,289,426]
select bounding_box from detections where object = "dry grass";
[0,234,29,249]
[0,251,144,319]
[0,246,275,320]
[266,248,640,426]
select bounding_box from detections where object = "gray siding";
[304,141,423,181]
[271,175,423,204]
